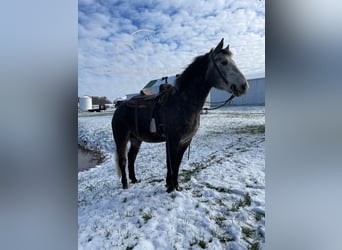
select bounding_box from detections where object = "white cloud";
[78,0,265,100]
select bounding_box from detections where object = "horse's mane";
[221,49,233,57]
[174,48,233,91]
[174,52,210,91]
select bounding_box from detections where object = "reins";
[203,94,235,111]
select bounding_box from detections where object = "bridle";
[205,51,235,111]
[210,51,230,86]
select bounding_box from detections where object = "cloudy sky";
[78,0,265,100]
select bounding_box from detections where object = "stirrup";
[150,118,157,133]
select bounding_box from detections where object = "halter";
[206,51,235,110]
[210,51,230,86]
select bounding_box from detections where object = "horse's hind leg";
[128,136,142,184]
[114,132,130,189]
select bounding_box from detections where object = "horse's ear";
[213,38,224,54]
[225,45,230,51]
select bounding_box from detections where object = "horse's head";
[206,38,248,97]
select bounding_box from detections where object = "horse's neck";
[176,54,212,112]
[179,78,211,112]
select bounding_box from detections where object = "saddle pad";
[125,94,157,108]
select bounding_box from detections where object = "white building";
[79,96,92,111]
[210,76,265,106]
[141,74,265,107]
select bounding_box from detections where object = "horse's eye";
[221,61,228,65]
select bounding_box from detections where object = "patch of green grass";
[190,238,207,249]
[237,192,252,208]
[249,242,260,250]
[198,240,207,249]
[182,162,206,182]
[242,227,254,238]
[229,192,252,212]
[78,111,113,118]
[235,124,265,134]
[181,152,221,182]
[255,212,265,221]
[85,184,95,192]
[216,199,225,206]
[204,183,232,193]
[236,147,249,153]
[217,234,235,243]
[215,216,226,225]
[211,229,235,243]
[78,198,88,206]
[142,213,152,223]
[241,192,252,206]
[230,203,239,212]
[123,231,133,240]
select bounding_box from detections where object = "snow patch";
[78,106,265,249]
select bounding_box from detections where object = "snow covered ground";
[78,106,265,250]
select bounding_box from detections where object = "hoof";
[175,184,182,191]
[131,179,140,184]
[123,184,128,189]
[166,184,182,193]
[167,186,175,193]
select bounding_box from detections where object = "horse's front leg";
[165,138,190,192]
[165,138,179,192]
[173,140,192,191]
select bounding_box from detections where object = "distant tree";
[91,96,112,105]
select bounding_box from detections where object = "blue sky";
[78,0,265,100]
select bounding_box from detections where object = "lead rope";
[165,113,173,177]
[187,141,191,160]
[203,94,234,111]
[135,102,139,138]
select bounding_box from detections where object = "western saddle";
[125,83,173,136]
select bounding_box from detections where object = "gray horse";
[112,38,248,192]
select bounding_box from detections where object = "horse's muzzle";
[231,81,249,96]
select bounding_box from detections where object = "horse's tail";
[115,146,128,178]
[115,151,121,178]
